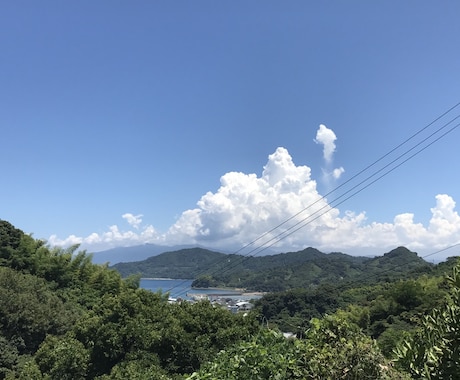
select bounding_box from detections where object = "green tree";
[68,286,257,378]
[391,280,424,311]
[187,329,300,380]
[0,335,19,379]
[0,220,44,273]
[188,314,408,379]
[34,335,90,380]
[394,264,460,378]
[0,267,75,355]
[0,221,23,251]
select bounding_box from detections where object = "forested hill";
[2,219,460,378]
[111,246,433,291]
[112,247,229,279]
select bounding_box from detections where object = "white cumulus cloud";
[49,148,460,261]
[314,124,337,164]
[332,167,345,180]
[122,213,143,229]
[163,149,460,259]
[49,221,162,252]
[165,147,327,250]
[314,124,345,189]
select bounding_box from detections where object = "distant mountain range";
[110,246,434,292]
[92,243,279,265]
[90,244,221,264]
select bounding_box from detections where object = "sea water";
[139,278,242,300]
[140,278,193,299]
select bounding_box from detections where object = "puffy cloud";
[165,147,328,250]
[49,148,460,260]
[122,213,143,229]
[332,167,345,180]
[314,124,344,189]
[48,234,83,247]
[49,221,162,252]
[313,194,460,257]
[314,124,337,164]
[428,194,460,236]
[165,151,460,259]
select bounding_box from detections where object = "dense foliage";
[1,219,460,379]
[112,248,230,280]
[254,274,449,356]
[0,221,257,379]
[394,263,460,378]
[188,314,410,380]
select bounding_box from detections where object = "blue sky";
[2,1,460,261]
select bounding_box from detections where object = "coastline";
[140,278,265,300]
[141,277,194,281]
[192,286,266,298]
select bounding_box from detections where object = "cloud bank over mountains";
[49,125,460,259]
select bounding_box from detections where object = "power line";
[164,104,460,294]
[245,117,460,258]
[180,113,460,284]
[164,102,460,294]
[233,100,460,256]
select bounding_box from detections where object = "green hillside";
[111,246,432,292]
[2,219,459,379]
[112,247,229,278]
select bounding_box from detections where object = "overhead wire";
[244,115,460,258]
[164,104,460,295]
[164,101,460,295]
[233,101,460,256]
[187,109,460,282]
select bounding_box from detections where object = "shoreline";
[192,287,266,298]
[141,278,266,299]
[192,286,244,292]
[141,277,194,281]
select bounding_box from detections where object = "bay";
[139,278,244,300]
[140,278,194,299]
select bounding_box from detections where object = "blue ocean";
[140,278,194,299]
[139,278,242,300]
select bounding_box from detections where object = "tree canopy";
[1,219,459,379]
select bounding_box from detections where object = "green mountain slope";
[1,219,457,379]
[112,247,229,278]
[111,246,433,292]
